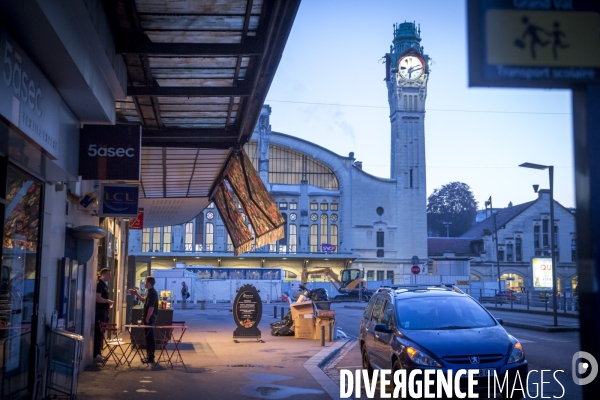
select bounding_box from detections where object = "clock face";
[398,56,424,80]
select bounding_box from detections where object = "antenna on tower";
[418,24,421,35]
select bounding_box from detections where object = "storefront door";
[1,166,43,398]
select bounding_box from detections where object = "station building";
[129,22,431,287]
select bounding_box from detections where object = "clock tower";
[386,21,429,258]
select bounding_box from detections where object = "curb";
[503,321,579,332]
[304,338,351,399]
[483,305,579,319]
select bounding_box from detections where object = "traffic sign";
[411,255,420,265]
[130,209,144,230]
[468,0,600,88]
[411,265,420,275]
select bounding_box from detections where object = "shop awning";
[104,0,300,235]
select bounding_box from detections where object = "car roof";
[374,284,467,299]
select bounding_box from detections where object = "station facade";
[129,22,431,287]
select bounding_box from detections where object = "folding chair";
[167,321,187,369]
[100,322,129,367]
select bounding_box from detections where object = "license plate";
[472,368,495,377]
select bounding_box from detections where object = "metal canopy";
[104,0,300,201]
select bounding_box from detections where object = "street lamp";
[442,221,452,237]
[485,197,502,295]
[519,162,558,327]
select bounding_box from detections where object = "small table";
[155,325,187,369]
[123,324,187,368]
[123,324,154,365]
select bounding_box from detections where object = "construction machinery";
[301,266,373,301]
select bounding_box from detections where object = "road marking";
[516,338,536,343]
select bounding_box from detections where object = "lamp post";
[519,162,557,327]
[485,197,502,295]
[443,221,452,237]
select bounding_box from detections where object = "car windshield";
[395,296,497,330]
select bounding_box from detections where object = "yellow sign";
[486,10,600,67]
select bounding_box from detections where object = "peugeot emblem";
[469,356,480,364]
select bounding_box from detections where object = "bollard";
[527,291,530,310]
[564,295,567,314]
[281,307,284,321]
[274,306,277,319]
[510,297,513,309]
[201,299,206,310]
[545,294,548,312]
[213,294,217,304]
[320,325,325,347]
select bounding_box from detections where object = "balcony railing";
[134,242,341,256]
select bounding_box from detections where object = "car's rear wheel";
[361,344,373,376]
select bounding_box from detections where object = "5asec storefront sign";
[79,125,141,180]
[100,184,139,217]
[1,28,61,159]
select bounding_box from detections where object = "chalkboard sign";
[232,284,262,340]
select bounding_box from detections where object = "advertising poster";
[532,257,553,290]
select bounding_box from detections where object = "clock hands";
[407,65,422,79]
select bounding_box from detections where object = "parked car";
[359,285,528,399]
[495,290,518,302]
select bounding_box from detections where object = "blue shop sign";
[100,184,139,217]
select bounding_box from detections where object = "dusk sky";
[265,0,574,209]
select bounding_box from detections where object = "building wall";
[471,192,577,291]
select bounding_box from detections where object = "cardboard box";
[290,301,315,320]
[313,317,336,341]
[316,309,335,318]
[294,317,315,339]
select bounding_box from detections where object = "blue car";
[359,285,528,399]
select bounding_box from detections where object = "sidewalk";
[75,303,350,400]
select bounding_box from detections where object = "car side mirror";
[374,323,393,333]
[496,318,504,325]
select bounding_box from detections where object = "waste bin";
[314,301,331,310]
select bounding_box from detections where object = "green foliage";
[427,182,478,237]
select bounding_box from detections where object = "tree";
[427,182,478,237]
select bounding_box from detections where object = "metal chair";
[100,322,129,367]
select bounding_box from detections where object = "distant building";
[456,190,577,292]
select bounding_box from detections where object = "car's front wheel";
[361,344,374,377]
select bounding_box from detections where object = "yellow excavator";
[300,266,373,301]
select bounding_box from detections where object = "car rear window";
[395,296,496,330]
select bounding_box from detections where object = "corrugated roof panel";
[135,0,264,15]
[146,31,242,44]
[148,57,239,68]
[155,78,234,87]
[139,15,260,31]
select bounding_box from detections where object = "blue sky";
[265,0,574,209]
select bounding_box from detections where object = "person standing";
[94,268,114,359]
[128,276,158,363]
[181,281,190,306]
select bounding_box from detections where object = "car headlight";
[508,341,524,364]
[406,346,441,367]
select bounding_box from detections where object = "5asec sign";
[100,184,139,217]
[79,125,141,180]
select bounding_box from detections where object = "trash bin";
[314,301,331,310]
[200,299,206,310]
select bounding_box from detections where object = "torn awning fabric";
[223,149,285,251]
[212,181,254,256]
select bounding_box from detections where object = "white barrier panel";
[192,279,282,302]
